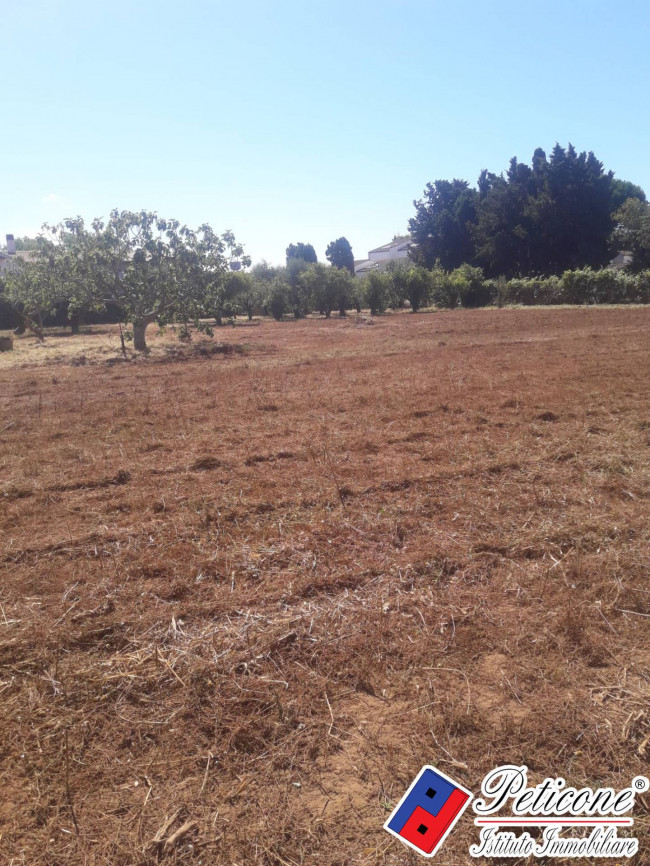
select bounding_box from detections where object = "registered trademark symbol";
[633,776,649,792]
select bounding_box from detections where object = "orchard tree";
[300,264,334,316]
[393,265,431,312]
[325,237,354,274]
[67,210,248,351]
[249,261,279,314]
[183,225,251,327]
[363,272,391,315]
[300,264,353,318]
[3,232,70,339]
[267,277,289,320]
[228,271,261,321]
[84,211,192,350]
[44,218,108,333]
[285,257,311,318]
[330,266,355,316]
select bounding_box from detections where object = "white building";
[609,250,633,270]
[354,237,414,276]
[0,235,36,274]
[0,234,16,274]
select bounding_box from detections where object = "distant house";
[353,258,379,277]
[0,234,16,275]
[0,235,36,274]
[0,250,13,275]
[354,237,414,276]
[368,237,413,263]
[609,250,633,270]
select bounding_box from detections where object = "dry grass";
[1,307,649,865]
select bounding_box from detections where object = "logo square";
[384,765,472,857]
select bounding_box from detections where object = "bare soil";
[1,307,648,864]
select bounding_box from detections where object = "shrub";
[364,272,390,315]
[404,267,431,312]
[267,280,288,320]
[430,266,459,308]
[451,264,494,308]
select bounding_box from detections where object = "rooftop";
[368,238,412,254]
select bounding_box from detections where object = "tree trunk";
[355,300,361,313]
[215,311,223,327]
[69,312,84,334]
[133,320,150,352]
[17,311,44,342]
[339,304,347,317]
[247,308,253,321]
[325,310,331,318]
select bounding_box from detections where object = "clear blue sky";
[2,0,650,264]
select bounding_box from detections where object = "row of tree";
[4,143,649,349]
[409,143,648,277]
[4,223,649,351]
[0,213,369,349]
[349,262,650,312]
[225,260,650,321]
[0,213,367,349]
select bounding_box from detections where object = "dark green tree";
[409,179,477,270]
[412,144,631,278]
[285,258,311,318]
[472,159,537,277]
[286,242,317,264]
[325,237,354,274]
[610,179,646,212]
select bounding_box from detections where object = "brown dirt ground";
[0,307,649,865]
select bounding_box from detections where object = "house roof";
[368,238,412,254]
[13,250,37,262]
[609,251,633,269]
[354,259,379,274]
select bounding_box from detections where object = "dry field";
[1,307,649,865]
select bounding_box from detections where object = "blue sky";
[2,0,650,264]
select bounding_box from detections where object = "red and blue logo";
[384,765,472,857]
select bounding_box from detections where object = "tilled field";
[1,307,649,864]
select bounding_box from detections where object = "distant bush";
[430,266,459,308]
[451,264,495,307]
[363,272,391,315]
[555,268,650,305]
[423,266,650,309]
[499,276,560,306]
[387,263,432,312]
[268,280,289,320]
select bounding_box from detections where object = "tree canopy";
[611,197,650,272]
[3,210,249,350]
[286,242,317,264]
[409,144,646,277]
[325,237,354,274]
